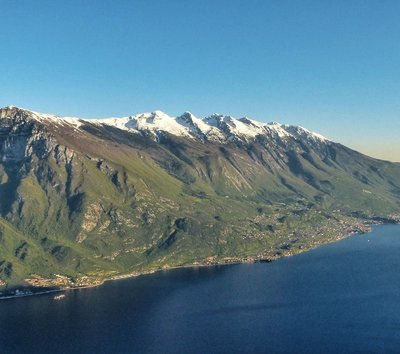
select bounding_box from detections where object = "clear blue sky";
[1,0,400,161]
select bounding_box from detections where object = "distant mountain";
[1,106,399,294]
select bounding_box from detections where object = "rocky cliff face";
[0,106,399,291]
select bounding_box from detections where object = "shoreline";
[1,223,385,301]
[0,288,64,300]
[0,261,250,301]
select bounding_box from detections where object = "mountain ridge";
[1,105,329,145]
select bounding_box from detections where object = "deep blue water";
[2,225,400,353]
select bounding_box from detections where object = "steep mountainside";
[1,106,400,294]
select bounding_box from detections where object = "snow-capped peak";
[0,106,329,144]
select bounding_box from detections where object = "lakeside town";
[1,212,398,300]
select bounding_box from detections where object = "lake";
[1,224,400,353]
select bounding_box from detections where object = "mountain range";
[1,105,399,294]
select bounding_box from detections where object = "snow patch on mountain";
[283,125,327,142]
[203,114,264,141]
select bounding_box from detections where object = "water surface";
[1,225,400,353]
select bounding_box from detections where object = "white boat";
[54,294,66,300]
